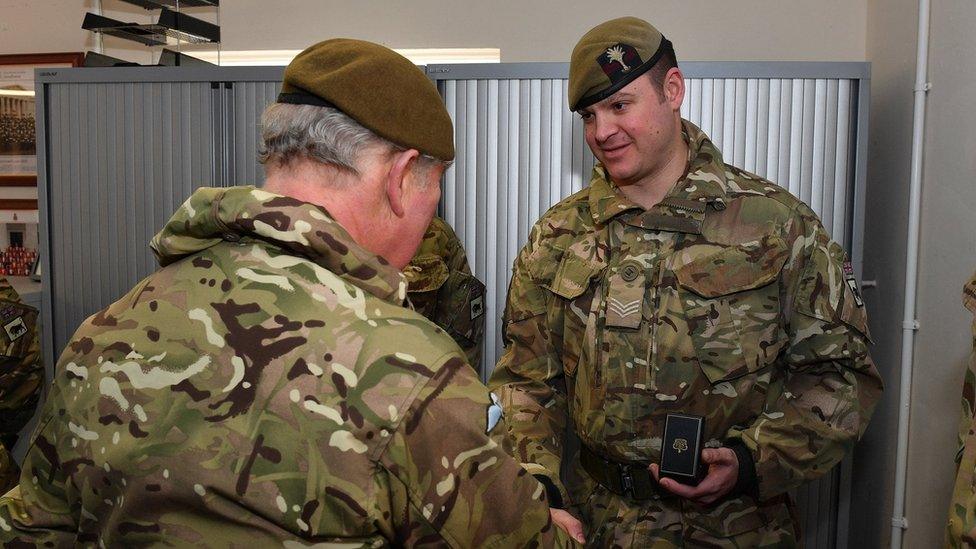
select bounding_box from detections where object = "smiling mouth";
[600,143,630,156]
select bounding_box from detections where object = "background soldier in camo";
[0,39,573,547]
[947,270,976,547]
[0,276,42,494]
[489,17,882,547]
[406,216,486,371]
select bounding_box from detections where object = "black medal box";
[659,413,706,486]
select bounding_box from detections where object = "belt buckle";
[619,466,634,496]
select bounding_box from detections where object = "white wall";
[905,0,976,545]
[860,0,976,547]
[855,0,918,545]
[2,1,867,63]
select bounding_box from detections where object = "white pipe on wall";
[890,0,932,546]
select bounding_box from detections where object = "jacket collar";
[151,186,407,305]
[587,120,729,231]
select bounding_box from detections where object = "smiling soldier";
[489,16,883,547]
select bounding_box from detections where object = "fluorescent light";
[190,48,500,66]
[0,89,35,98]
[395,48,500,65]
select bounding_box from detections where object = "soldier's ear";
[385,149,421,218]
[664,67,685,110]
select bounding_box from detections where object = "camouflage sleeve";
[487,225,571,506]
[958,275,976,465]
[958,367,976,466]
[946,273,976,549]
[377,352,571,548]
[434,222,485,370]
[0,277,43,439]
[0,381,75,545]
[726,204,883,500]
[0,277,44,493]
[407,218,486,371]
[436,271,486,370]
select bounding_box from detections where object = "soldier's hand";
[549,508,586,544]
[648,447,739,506]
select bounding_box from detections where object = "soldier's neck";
[617,138,689,211]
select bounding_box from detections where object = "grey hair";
[258,103,449,179]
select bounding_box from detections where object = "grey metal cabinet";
[36,67,283,362]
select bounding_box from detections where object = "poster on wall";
[0,53,83,187]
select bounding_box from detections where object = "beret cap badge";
[600,44,643,81]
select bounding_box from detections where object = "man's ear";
[385,148,421,218]
[664,67,685,111]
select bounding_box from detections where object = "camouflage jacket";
[405,217,486,372]
[0,186,569,548]
[0,276,43,494]
[489,121,882,536]
[947,270,976,548]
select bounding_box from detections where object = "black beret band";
[573,37,672,111]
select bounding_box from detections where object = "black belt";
[580,444,659,500]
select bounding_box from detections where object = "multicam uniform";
[489,121,882,546]
[0,186,568,547]
[947,270,976,548]
[0,276,42,494]
[405,216,486,371]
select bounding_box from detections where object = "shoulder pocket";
[794,242,871,341]
[674,238,789,384]
[435,271,486,348]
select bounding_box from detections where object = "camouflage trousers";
[0,445,18,496]
[576,484,797,548]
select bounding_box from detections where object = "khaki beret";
[279,39,454,161]
[569,17,672,111]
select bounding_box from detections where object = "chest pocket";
[542,254,602,377]
[674,237,789,384]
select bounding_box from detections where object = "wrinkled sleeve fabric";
[0,277,44,494]
[0,382,76,546]
[946,273,976,548]
[378,352,571,548]
[726,203,883,500]
[0,278,44,453]
[488,224,571,506]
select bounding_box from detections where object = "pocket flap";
[545,255,600,300]
[676,237,789,298]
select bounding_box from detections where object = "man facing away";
[0,39,575,547]
[489,16,882,547]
